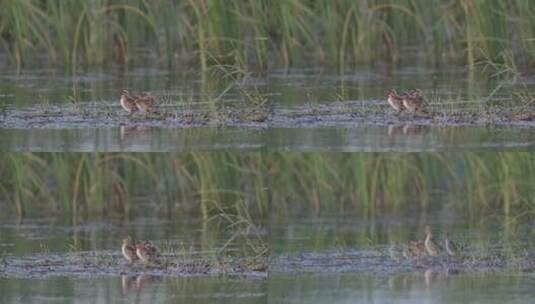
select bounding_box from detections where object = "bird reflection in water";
[120,125,154,140]
[121,274,161,296]
[388,124,428,138]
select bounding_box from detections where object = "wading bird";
[424,225,440,257]
[119,90,139,114]
[407,240,426,260]
[136,240,160,264]
[443,232,459,257]
[122,237,138,264]
[134,93,156,114]
[386,89,405,114]
[402,89,426,114]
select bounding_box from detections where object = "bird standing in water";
[122,237,138,264]
[424,226,440,257]
[407,240,426,260]
[443,232,459,257]
[134,92,156,114]
[136,240,160,264]
[402,89,426,114]
[386,89,405,114]
[119,90,139,114]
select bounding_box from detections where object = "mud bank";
[272,248,535,276]
[2,100,535,129]
[0,251,267,279]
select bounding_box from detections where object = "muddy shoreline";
[2,100,535,130]
[0,251,267,279]
[272,249,535,276]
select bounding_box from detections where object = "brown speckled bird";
[402,89,425,114]
[444,232,459,257]
[122,237,138,264]
[134,93,156,114]
[119,90,139,114]
[136,240,160,264]
[407,240,426,260]
[424,226,440,257]
[387,89,405,114]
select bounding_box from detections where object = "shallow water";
[0,276,265,304]
[269,272,535,304]
[2,125,535,152]
[1,65,534,151]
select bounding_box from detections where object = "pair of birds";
[407,226,458,259]
[387,88,427,114]
[119,90,156,114]
[122,237,160,265]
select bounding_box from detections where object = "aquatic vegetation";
[1,0,535,71]
[0,153,269,222]
[0,153,533,222]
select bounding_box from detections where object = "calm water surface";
[1,276,265,304]
[2,125,535,152]
[269,272,534,304]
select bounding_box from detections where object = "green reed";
[1,0,535,71]
[268,153,535,219]
[1,153,533,223]
[0,153,269,224]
